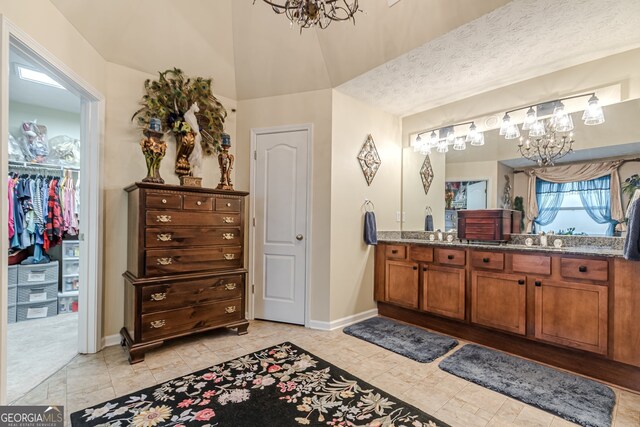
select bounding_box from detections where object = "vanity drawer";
[560,258,608,283]
[145,227,242,248]
[145,246,243,275]
[435,248,466,266]
[386,245,407,260]
[183,195,214,211]
[146,210,241,227]
[141,298,243,342]
[146,192,182,209]
[141,274,243,314]
[215,198,242,212]
[512,254,551,275]
[411,246,434,263]
[471,251,504,271]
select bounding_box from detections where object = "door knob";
[296,234,304,241]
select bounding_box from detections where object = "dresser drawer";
[471,251,504,270]
[512,254,551,275]
[146,210,241,227]
[145,227,242,248]
[145,247,243,275]
[146,192,182,209]
[141,274,243,314]
[183,195,214,211]
[386,245,407,259]
[560,258,608,283]
[215,198,241,212]
[435,248,466,266]
[410,246,434,263]
[141,298,243,341]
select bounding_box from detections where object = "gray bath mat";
[439,344,615,427]
[343,317,458,363]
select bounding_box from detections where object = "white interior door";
[253,128,309,325]
[467,181,488,209]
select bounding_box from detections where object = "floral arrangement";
[131,68,227,155]
[623,173,640,200]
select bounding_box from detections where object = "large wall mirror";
[402,97,640,236]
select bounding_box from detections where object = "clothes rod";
[8,161,79,172]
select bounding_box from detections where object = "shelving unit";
[59,240,80,313]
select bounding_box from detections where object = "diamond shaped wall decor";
[420,155,434,194]
[357,134,381,186]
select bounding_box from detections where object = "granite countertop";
[377,237,624,258]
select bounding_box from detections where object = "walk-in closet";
[6,45,81,402]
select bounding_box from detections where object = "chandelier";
[411,121,485,155]
[500,92,605,166]
[257,0,361,30]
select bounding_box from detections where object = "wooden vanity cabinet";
[534,278,608,355]
[385,260,419,309]
[421,264,465,320]
[471,270,527,335]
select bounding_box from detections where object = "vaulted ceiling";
[50,0,640,116]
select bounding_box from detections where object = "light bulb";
[523,107,537,130]
[582,94,605,125]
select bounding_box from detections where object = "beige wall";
[329,90,401,321]
[236,89,333,323]
[9,101,80,140]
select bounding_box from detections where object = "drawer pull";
[447,255,454,260]
[535,281,542,287]
[161,199,167,204]
[222,233,235,240]
[225,283,237,290]
[224,254,236,260]
[483,257,490,263]
[226,202,232,207]
[150,320,166,329]
[156,215,172,223]
[225,306,237,314]
[197,201,203,206]
[578,265,587,273]
[222,216,235,224]
[157,233,173,242]
[518,279,525,285]
[157,257,173,265]
[150,292,167,301]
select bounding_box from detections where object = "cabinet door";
[472,271,526,335]
[422,265,465,320]
[385,260,419,309]
[534,279,608,354]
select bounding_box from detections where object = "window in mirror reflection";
[534,177,614,236]
[445,181,488,231]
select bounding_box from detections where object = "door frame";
[0,16,105,404]
[248,124,312,327]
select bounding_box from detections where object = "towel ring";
[364,200,375,212]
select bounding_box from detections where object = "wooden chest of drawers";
[121,182,249,363]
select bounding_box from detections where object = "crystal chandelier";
[500,92,605,165]
[411,122,484,156]
[257,0,362,30]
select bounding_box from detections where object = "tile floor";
[13,319,640,426]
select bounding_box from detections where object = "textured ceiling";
[338,0,640,116]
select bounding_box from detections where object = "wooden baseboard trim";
[378,302,640,392]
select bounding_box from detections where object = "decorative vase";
[217,133,234,190]
[140,130,166,184]
[175,131,195,178]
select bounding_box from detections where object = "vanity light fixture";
[414,121,484,155]
[502,92,605,165]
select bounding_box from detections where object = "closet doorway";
[0,20,104,405]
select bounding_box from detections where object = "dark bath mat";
[343,316,458,363]
[439,344,616,427]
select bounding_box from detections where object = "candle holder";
[217,133,234,190]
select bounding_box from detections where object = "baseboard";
[102,333,121,349]
[308,308,378,331]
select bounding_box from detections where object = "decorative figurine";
[502,174,513,209]
[217,133,234,190]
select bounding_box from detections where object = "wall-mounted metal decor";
[420,155,434,194]
[357,134,381,186]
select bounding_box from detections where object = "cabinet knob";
[483,257,490,263]
[150,292,167,301]
[197,200,202,206]
[448,255,454,260]
[535,281,542,287]
[412,266,418,270]
[391,249,398,254]
[161,199,167,204]
[150,320,165,329]
[518,279,525,285]
[423,267,428,272]
[578,265,587,273]
[226,202,232,207]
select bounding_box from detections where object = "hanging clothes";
[45,178,63,249]
[8,177,15,239]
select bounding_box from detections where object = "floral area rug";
[71,342,449,427]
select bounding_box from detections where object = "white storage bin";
[17,281,58,303]
[17,261,59,284]
[63,241,80,258]
[8,304,16,324]
[8,285,17,305]
[16,299,58,322]
[62,276,80,292]
[8,265,18,285]
[58,292,79,314]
